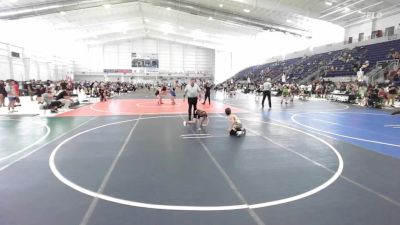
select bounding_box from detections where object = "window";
[385,26,395,36]
[11,52,20,58]
[358,33,364,42]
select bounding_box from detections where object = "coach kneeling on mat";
[183,79,201,121]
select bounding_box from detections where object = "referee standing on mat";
[262,78,272,109]
[184,78,201,121]
[202,81,211,105]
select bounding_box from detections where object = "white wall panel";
[0,58,10,80]
[158,40,171,72]
[215,50,232,84]
[87,38,214,77]
[345,14,400,41]
[183,46,196,72]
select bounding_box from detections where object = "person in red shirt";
[378,88,387,100]
[6,80,18,113]
[13,81,20,106]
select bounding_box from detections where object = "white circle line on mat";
[49,115,343,211]
[0,119,51,162]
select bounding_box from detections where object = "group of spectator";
[0,79,77,113]
[387,48,400,60]
[219,76,399,110]
[329,47,369,73]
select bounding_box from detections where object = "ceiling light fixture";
[325,2,332,6]
[219,4,223,7]
[344,7,350,12]
[60,11,66,15]
[208,16,213,20]
[103,4,111,9]
[243,9,250,13]
[286,19,293,23]
[166,7,171,11]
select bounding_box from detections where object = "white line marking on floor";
[49,115,343,211]
[180,134,211,137]
[291,112,400,148]
[310,118,341,125]
[0,117,97,172]
[258,116,400,208]
[181,136,212,139]
[179,114,266,225]
[239,118,344,209]
[0,119,51,163]
[79,116,141,225]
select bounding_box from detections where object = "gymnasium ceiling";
[0,0,399,48]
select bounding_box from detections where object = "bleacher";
[289,50,342,80]
[231,38,400,82]
[326,39,400,77]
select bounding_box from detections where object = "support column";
[7,44,14,80]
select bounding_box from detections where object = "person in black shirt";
[0,80,6,107]
[56,89,68,101]
[202,81,211,105]
[387,83,398,107]
[99,86,107,102]
[35,85,44,104]
[60,81,68,90]
[27,80,35,101]
[56,89,74,108]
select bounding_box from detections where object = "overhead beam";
[0,0,310,37]
[330,1,384,22]
[319,0,365,19]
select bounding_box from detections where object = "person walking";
[6,80,17,113]
[183,79,201,121]
[202,81,211,105]
[261,78,272,108]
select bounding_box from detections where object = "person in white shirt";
[262,78,272,108]
[307,84,313,98]
[183,79,201,121]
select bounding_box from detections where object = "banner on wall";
[131,53,159,73]
[103,69,132,74]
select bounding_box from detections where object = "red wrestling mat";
[57,99,246,117]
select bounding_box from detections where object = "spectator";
[43,89,64,113]
[386,82,398,107]
[56,88,73,108]
[0,80,6,107]
[6,80,18,113]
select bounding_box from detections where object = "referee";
[262,78,272,108]
[202,81,211,105]
[184,79,201,121]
